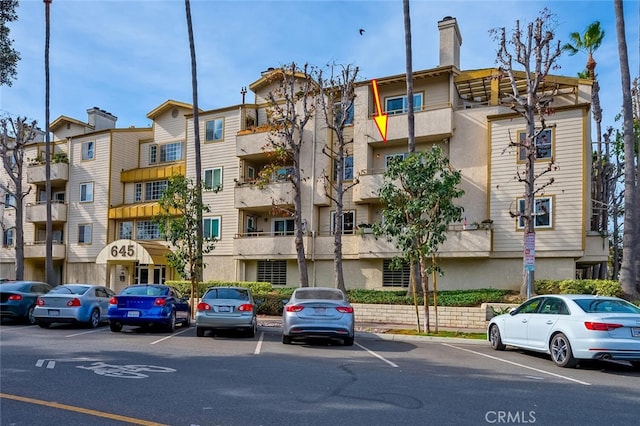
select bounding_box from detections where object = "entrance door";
[135,264,166,284]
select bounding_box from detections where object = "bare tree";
[491,8,562,298]
[316,64,360,292]
[261,63,318,287]
[43,0,55,285]
[0,117,37,280]
[614,0,640,298]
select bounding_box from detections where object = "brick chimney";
[438,16,462,69]
[87,107,117,130]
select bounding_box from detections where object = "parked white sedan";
[34,284,115,328]
[488,294,640,368]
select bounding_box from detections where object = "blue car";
[108,284,190,332]
[0,281,53,324]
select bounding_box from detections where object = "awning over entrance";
[96,239,170,265]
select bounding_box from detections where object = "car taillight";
[109,297,118,305]
[238,304,253,312]
[37,297,45,306]
[285,305,304,312]
[154,298,167,306]
[336,306,354,313]
[8,294,22,301]
[584,321,624,331]
[67,298,81,307]
[197,302,211,311]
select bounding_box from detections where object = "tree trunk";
[419,256,430,334]
[44,0,55,285]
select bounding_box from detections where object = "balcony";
[353,171,384,203]
[24,242,66,260]
[234,181,294,209]
[27,162,69,185]
[236,126,274,157]
[578,232,609,263]
[368,104,453,143]
[234,233,306,258]
[25,201,68,224]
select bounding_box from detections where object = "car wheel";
[246,321,257,338]
[183,314,191,328]
[343,336,354,346]
[489,324,506,351]
[87,309,100,328]
[550,333,578,368]
[167,310,176,332]
[196,327,205,337]
[38,321,51,329]
[109,321,123,332]
[26,305,37,325]
[282,335,292,344]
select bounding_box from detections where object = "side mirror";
[509,308,517,316]
[282,299,289,305]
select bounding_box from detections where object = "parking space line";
[442,343,591,386]
[65,329,106,338]
[254,332,265,355]
[149,327,192,345]
[355,342,399,367]
[0,392,168,425]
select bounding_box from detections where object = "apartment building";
[0,17,607,291]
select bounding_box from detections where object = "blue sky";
[1,0,638,132]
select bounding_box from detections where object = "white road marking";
[66,328,106,338]
[254,332,264,355]
[442,343,591,386]
[355,341,399,368]
[150,327,192,345]
[35,359,56,369]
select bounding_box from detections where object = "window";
[136,220,161,240]
[385,153,407,168]
[205,119,224,141]
[333,156,354,181]
[331,211,355,235]
[81,141,95,160]
[53,192,65,203]
[135,183,142,202]
[518,129,553,161]
[203,217,221,240]
[3,228,15,247]
[79,182,94,202]
[119,221,133,239]
[517,197,552,229]
[334,102,354,125]
[257,260,287,286]
[383,259,410,287]
[145,180,168,201]
[78,224,92,244]
[273,219,294,236]
[385,93,423,115]
[204,167,222,191]
[149,145,157,164]
[159,142,183,162]
[4,193,15,208]
[247,166,256,181]
[274,167,294,181]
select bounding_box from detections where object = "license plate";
[632,327,640,337]
[48,310,59,316]
[313,307,326,315]
[127,311,140,318]
[218,306,230,313]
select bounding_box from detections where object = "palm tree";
[43,0,55,285]
[614,0,640,298]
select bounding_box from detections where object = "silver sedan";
[282,287,355,346]
[34,284,115,328]
[195,286,257,337]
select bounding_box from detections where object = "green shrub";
[534,279,622,297]
[165,280,272,298]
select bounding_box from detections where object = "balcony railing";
[25,201,67,224]
[367,103,453,143]
[27,162,69,184]
[24,241,66,260]
[234,180,294,209]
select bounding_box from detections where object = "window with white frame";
[205,119,224,141]
[203,217,221,240]
[517,197,553,229]
[78,224,92,244]
[81,141,95,160]
[385,153,407,169]
[204,167,222,191]
[385,93,423,115]
[118,221,133,239]
[518,129,553,161]
[79,182,94,202]
[334,102,354,126]
[135,183,142,202]
[4,193,15,208]
[136,220,161,240]
[149,145,157,164]
[333,156,354,181]
[3,228,15,247]
[273,219,294,236]
[159,141,183,162]
[331,210,355,235]
[145,180,168,201]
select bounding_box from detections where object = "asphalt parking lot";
[1,320,639,426]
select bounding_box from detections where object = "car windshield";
[294,289,344,300]
[121,286,166,297]
[574,298,640,314]
[0,283,30,292]
[204,288,249,300]
[50,285,90,295]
